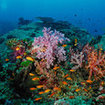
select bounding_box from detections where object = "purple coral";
[32,27,70,68]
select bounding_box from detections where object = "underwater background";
[0,0,105,35]
[0,0,105,105]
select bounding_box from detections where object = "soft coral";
[69,44,105,80]
[86,48,105,80]
[31,27,70,68]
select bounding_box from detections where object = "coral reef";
[18,17,33,26]
[0,18,105,105]
[7,35,16,39]
[0,37,5,44]
[36,17,71,30]
[36,17,55,24]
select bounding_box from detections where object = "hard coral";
[32,27,70,68]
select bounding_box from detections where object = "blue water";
[0,0,105,35]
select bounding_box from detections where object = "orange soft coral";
[86,49,105,80]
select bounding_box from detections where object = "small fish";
[100,48,103,51]
[24,52,27,56]
[66,77,72,80]
[41,59,47,62]
[5,59,9,62]
[40,48,46,52]
[53,66,60,70]
[54,71,57,75]
[68,86,71,88]
[49,92,56,98]
[32,77,39,81]
[16,56,22,59]
[26,56,34,62]
[83,88,88,92]
[70,69,76,72]
[29,73,35,76]
[74,44,77,46]
[62,44,67,47]
[63,74,69,78]
[74,39,78,46]
[89,86,92,89]
[75,39,77,43]
[69,96,75,99]
[53,87,61,91]
[100,81,104,86]
[86,80,93,84]
[12,73,15,77]
[36,85,44,89]
[62,81,68,85]
[30,87,37,90]
[41,59,44,62]
[39,91,45,94]
[44,89,51,93]
[15,47,20,51]
[75,88,80,92]
[35,97,42,101]
[81,82,86,85]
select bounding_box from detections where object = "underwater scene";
[0,0,105,105]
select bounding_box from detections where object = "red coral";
[86,49,105,80]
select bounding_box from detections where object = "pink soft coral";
[31,27,70,68]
